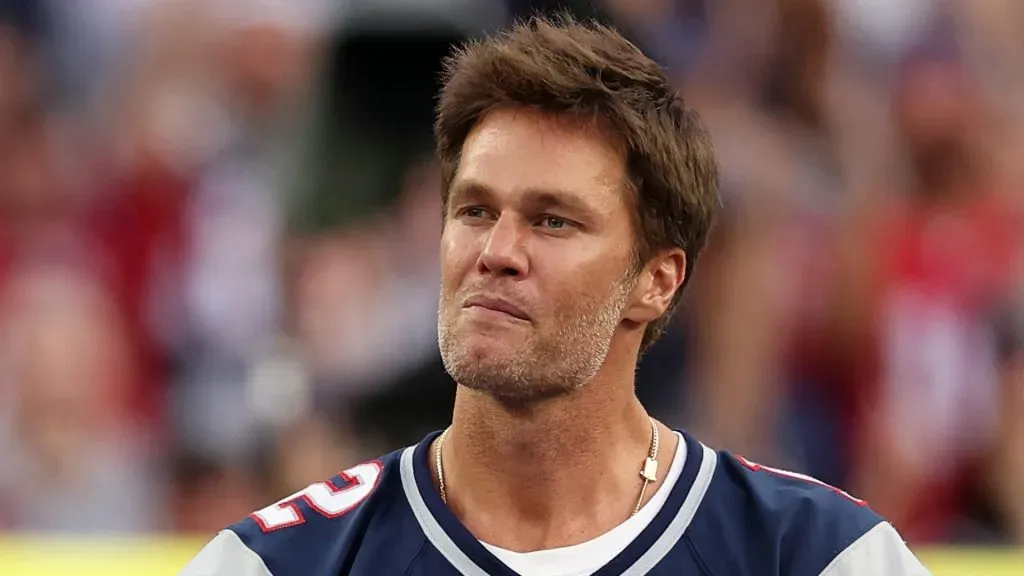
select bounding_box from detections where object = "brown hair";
[434,14,719,352]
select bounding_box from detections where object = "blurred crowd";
[1,0,1023,549]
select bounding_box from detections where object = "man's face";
[437,107,638,404]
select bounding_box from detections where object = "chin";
[453,318,529,353]
[441,344,577,408]
[468,328,523,351]
[454,341,528,381]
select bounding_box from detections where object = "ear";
[622,249,687,325]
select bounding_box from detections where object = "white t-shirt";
[481,432,687,576]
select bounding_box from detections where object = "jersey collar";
[400,428,718,575]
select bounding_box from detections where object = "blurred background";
[0,0,1023,571]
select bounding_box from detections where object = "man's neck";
[435,366,679,552]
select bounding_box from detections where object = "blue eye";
[460,207,489,219]
[541,216,567,229]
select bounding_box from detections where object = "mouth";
[462,295,531,322]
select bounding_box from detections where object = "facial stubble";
[437,274,634,405]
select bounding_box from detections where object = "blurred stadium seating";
[1,0,1023,570]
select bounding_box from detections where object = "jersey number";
[736,455,867,506]
[251,460,384,533]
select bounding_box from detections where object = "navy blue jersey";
[180,430,930,575]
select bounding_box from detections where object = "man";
[180,15,931,576]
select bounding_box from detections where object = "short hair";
[434,14,719,353]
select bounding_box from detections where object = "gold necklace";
[435,417,660,517]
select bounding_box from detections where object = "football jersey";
[179,430,931,575]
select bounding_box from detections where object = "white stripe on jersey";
[819,522,932,576]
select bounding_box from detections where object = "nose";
[478,213,528,278]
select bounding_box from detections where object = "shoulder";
[723,452,879,533]
[179,448,410,576]
[178,529,272,576]
[817,521,932,576]
[690,448,930,575]
[240,459,388,537]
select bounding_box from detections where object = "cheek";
[537,257,618,309]
[440,230,477,288]
[540,261,576,294]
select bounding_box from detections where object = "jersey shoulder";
[199,446,418,576]
[727,451,878,524]
[689,449,889,576]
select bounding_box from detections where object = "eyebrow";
[449,179,599,220]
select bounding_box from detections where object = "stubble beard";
[437,279,631,406]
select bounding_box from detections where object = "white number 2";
[251,461,384,533]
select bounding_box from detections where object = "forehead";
[453,108,628,206]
